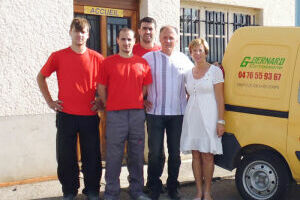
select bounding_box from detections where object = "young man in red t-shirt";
[97,28,152,200]
[133,17,161,57]
[37,18,103,200]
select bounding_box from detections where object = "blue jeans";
[146,114,183,192]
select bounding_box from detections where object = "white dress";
[180,65,224,155]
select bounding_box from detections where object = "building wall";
[0,0,73,183]
[181,0,295,26]
[140,0,180,46]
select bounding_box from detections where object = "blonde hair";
[188,38,209,55]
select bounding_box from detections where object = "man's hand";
[91,98,105,112]
[217,123,225,137]
[144,100,152,112]
[47,100,63,112]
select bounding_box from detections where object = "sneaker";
[62,194,75,200]
[168,189,181,200]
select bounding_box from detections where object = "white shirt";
[143,51,194,115]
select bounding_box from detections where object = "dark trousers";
[104,109,146,200]
[56,112,102,196]
[146,114,183,192]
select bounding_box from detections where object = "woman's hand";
[217,123,225,137]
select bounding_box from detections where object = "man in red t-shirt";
[97,28,152,200]
[37,18,103,200]
[133,17,161,57]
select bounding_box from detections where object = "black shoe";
[168,189,181,200]
[87,193,99,200]
[161,185,167,193]
[144,185,166,194]
[62,194,75,200]
[148,190,160,200]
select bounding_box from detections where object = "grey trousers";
[104,109,145,200]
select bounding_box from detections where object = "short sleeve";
[40,53,58,77]
[143,62,153,85]
[142,52,155,67]
[212,65,224,84]
[97,60,108,86]
[95,53,105,79]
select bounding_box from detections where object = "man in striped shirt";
[143,26,194,200]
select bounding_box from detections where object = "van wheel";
[235,151,289,200]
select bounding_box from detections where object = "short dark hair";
[70,17,90,32]
[117,27,135,38]
[70,17,91,32]
[160,25,178,35]
[138,17,157,29]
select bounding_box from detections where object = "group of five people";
[37,16,225,200]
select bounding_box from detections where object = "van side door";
[287,46,300,183]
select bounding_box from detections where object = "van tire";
[235,151,289,200]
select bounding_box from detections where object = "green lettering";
[270,58,275,64]
[257,57,263,64]
[240,57,251,67]
[261,57,266,65]
[252,57,257,64]
[279,58,285,65]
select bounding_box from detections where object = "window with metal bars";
[180,8,257,63]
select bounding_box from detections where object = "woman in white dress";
[180,38,225,200]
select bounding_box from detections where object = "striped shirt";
[143,51,194,115]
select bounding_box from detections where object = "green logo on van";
[240,56,285,69]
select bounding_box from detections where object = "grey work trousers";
[104,109,146,200]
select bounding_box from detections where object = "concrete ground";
[0,158,299,200]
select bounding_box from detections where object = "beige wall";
[0,0,73,183]
[181,0,295,26]
[140,0,180,29]
[140,0,181,46]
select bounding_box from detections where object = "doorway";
[74,3,137,57]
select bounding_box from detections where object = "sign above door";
[84,6,123,17]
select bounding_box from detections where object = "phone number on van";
[238,71,282,80]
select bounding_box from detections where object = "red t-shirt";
[132,43,161,57]
[41,47,104,115]
[97,54,152,111]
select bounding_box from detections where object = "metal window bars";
[180,8,258,63]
